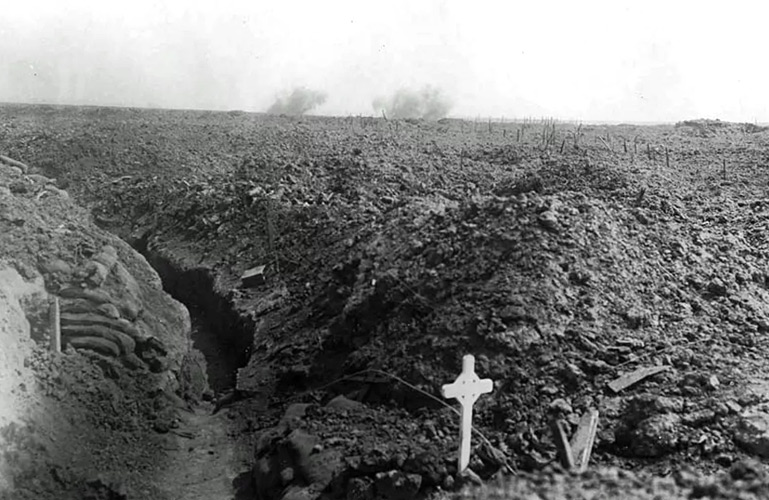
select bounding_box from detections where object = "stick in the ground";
[569,409,599,473]
[550,419,575,471]
[49,296,61,352]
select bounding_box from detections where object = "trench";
[130,232,256,396]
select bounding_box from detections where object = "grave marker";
[442,354,493,474]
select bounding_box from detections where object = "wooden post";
[723,158,727,180]
[665,147,670,168]
[550,419,575,471]
[49,296,60,352]
[570,410,599,473]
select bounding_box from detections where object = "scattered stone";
[715,454,734,467]
[537,210,559,232]
[629,414,682,458]
[706,279,728,297]
[346,477,374,500]
[725,400,743,414]
[374,470,422,500]
[241,265,266,288]
[706,375,720,391]
[84,475,127,500]
[281,485,314,500]
[326,395,366,413]
[560,362,585,386]
[282,403,312,423]
[733,411,769,458]
[548,398,573,415]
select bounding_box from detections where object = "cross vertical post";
[442,354,494,474]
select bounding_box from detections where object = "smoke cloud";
[372,86,453,120]
[266,87,327,116]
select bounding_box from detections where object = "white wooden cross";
[442,354,494,473]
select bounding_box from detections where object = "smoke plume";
[267,87,327,116]
[373,85,453,120]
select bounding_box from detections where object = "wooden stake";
[723,158,727,180]
[570,410,599,473]
[550,419,575,471]
[49,296,60,352]
[665,147,670,168]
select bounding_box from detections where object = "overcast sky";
[1,0,767,122]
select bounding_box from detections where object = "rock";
[141,350,170,373]
[733,411,769,458]
[374,470,422,500]
[707,375,720,390]
[623,394,683,425]
[326,395,366,413]
[707,279,728,297]
[281,403,312,425]
[624,307,652,329]
[537,210,559,232]
[286,429,317,465]
[628,414,682,457]
[548,398,573,415]
[241,265,266,288]
[84,475,127,500]
[346,477,374,500]
[281,486,314,500]
[715,454,734,467]
[66,336,121,357]
[560,363,585,385]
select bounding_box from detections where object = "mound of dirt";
[5,105,769,499]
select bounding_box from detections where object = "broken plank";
[240,265,266,288]
[608,365,669,393]
[550,419,575,471]
[570,409,599,473]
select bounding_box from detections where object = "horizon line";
[1,100,764,127]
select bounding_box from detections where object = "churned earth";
[3,105,769,498]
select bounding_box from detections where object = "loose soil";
[3,105,769,498]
